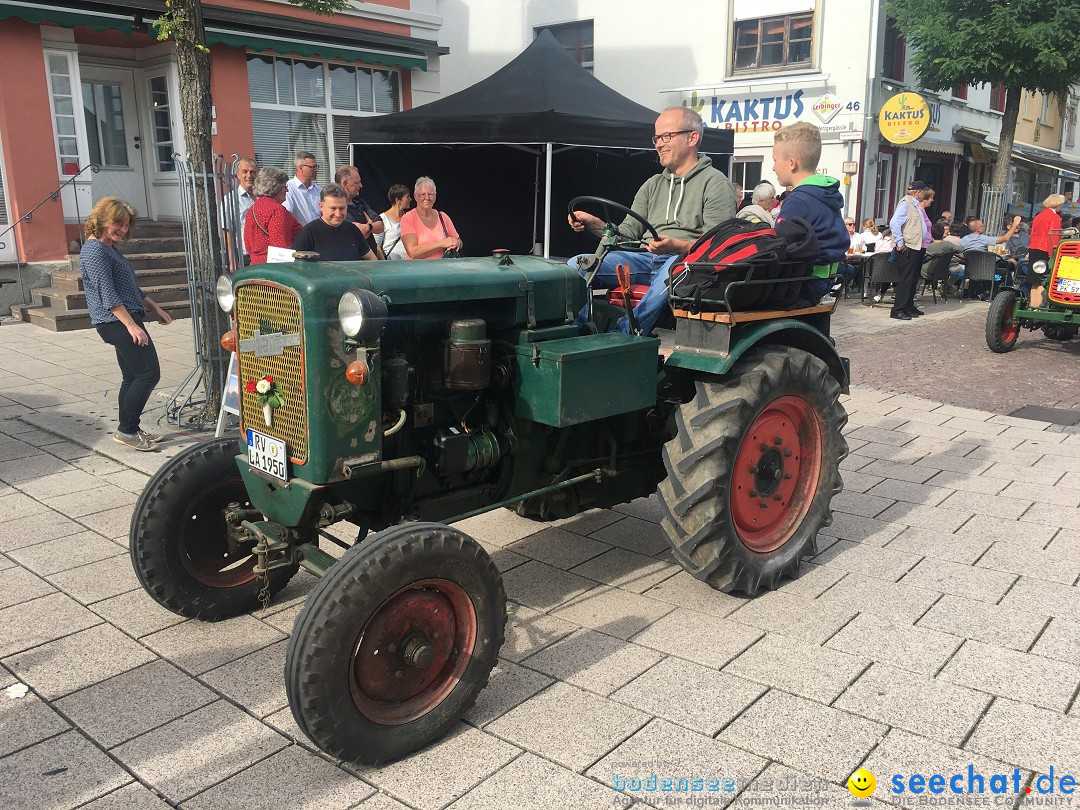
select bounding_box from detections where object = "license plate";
[247,429,288,481]
[1057,256,1080,280]
[1055,277,1080,294]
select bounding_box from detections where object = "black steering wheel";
[568,195,660,250]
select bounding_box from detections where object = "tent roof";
[350,30,733,153]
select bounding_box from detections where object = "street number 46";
[846,101,861,111]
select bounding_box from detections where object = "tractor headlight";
[338,289,388,341]
[216,274,235,313]
[1032,260,1048,275]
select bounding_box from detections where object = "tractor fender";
[665,319,850,394]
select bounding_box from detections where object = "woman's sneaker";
[113,431,156,452]
[137,429,163,443]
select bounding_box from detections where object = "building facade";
[435,0,1080,229]
[0,0,446,264]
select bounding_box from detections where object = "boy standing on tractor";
[771,122,848,304]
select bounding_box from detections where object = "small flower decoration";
[246,375,284,426]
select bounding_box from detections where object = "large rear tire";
[285,523,504,765]
[130,437,297,620]
[986,290,1020,353]
[658,347,847,596]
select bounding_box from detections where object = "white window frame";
[143,67,179,177]
[247,54,402,168]
[43,48,91,180]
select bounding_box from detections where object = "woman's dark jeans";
[96,318,161,435]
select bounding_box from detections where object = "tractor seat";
[608,284,650,307]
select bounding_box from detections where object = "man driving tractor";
[567,106,738,335]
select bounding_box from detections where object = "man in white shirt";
[284,151,322,226]
[221,157,256,267]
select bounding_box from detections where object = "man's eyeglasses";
[651,130,693,145]
[301,163,318,171]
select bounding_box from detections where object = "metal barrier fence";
[166,154,238,427]
[980,185,1008,234]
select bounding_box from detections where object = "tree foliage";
[887,0,1080,97]
[887,0,1080,193]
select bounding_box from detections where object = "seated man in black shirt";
[291,183,377,262]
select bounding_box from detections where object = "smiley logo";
[847,768,876,798]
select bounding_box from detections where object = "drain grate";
[1007,405,1080,426]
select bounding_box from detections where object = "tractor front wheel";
[285,523,504,765]
[986,290,1021,353]
[658,347,847,596]
[129,437,298,620]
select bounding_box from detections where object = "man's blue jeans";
[568,251,679,335]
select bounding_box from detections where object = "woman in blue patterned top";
[80,197,174,451]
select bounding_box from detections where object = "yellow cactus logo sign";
[878,92,930,144]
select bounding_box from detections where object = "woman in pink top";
[399,176,463,259]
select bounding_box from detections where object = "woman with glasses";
[400,176,463,259]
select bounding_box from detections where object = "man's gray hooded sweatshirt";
[618,156,737,245]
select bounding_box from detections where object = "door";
[0,128,14,262]
[874,153,894,222]
[80,66,148,213]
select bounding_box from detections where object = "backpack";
[670,218,784,311]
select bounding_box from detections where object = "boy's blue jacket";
[775,175,848,264]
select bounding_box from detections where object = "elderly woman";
[1028,193,1065,307]
[245,167,302,265]
[79,197,173,452]
[399,176,463,259]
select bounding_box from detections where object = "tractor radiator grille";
[235,282,308,463]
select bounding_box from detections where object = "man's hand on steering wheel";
[645,234,687,255]
[567,196,660,251]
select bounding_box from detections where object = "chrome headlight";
[338,289,388,341]
[1032,260,1048,275]
[216,274,235,313]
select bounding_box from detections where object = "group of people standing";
[227,152,462,266]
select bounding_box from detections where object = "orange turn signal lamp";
[346,357,368,385]
[221,330,237,352]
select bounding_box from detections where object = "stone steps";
[17,224,193,331]
[19,298,191,332]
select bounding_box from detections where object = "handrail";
[0,164,99,251]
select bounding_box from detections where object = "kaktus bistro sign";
[878,92,931,145]
[697,89,861,134]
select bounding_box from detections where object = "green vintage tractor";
[986,235,1080,351]
[130,201,849,765]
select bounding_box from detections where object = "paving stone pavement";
[0,311,1078,810]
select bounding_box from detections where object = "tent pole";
[544,143,553,259]
[531,153,540,251]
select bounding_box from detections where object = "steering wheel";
[568,195,660,250]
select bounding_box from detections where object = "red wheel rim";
[179,477,260,588]
[730,395,823,553]
[350,579,476,725]
[1000,300,1018,343]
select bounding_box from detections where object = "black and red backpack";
[670,217,819,311]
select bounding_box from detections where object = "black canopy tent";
[349,31,734,259]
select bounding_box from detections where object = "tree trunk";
[991,86,1021,193]
[172,0,225,423]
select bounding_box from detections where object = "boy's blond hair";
[774,122,822,172]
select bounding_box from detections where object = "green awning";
[0,3,427,71]
[0,2,131,33]
[205,28,426,71]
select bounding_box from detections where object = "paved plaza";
[0,298,1078,810]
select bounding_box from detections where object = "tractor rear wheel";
[130,437,298,621]
[285,523,504,765]
[986,290,1020,353]
[658,347,847,596]
[1042,324,1076,341]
